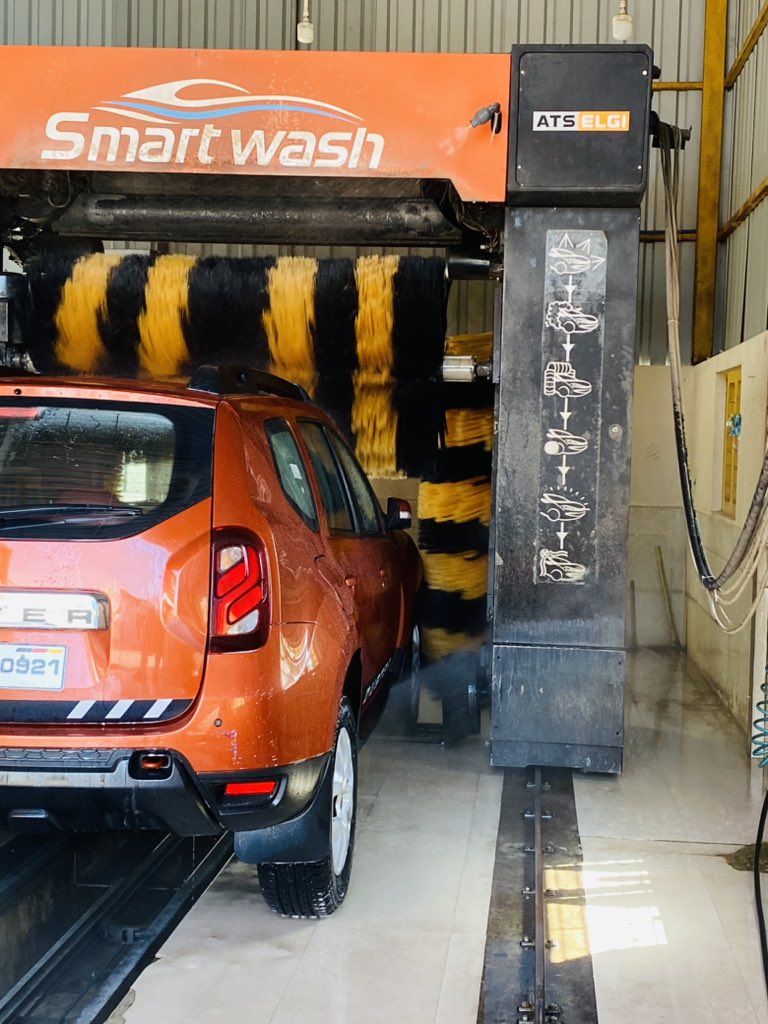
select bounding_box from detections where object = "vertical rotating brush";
[416,331,494,740]
[418,332,493,661]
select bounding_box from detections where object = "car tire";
[441,651,481,744]
[382,622,421,734]
[257,699,357,919]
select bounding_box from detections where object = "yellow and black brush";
[417,331,494,664]
[351,254,400,477]
[392,256,448,478]
[313,258,359,439]
[185,256,275,370]
[101,253,159,376]
[263,256,318,398]
[24,251,449,479]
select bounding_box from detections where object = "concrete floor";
[114,649,768,1023]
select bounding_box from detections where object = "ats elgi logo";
[41,78,385,169]
[532,110,631,132]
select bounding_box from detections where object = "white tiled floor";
[116,732,503,1024]
[115,650,768,1023]
[575,649,768,1024]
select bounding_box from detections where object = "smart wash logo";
[41,78,385,169]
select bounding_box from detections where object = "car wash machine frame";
[0,43,655,773]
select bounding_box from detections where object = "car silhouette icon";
[540,492,589,522]
[543,362,592,399]
[544,429,588,456]
[548,247,595,275]
[539,548,588,582]
[545,301,599,335]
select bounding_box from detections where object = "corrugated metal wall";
[1,0,705,359]
[720,0,768,350]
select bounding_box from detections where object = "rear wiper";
[0,504,144,526]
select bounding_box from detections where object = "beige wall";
[685,332,768,734]
[630,347,768,744]
[629,366,692,648]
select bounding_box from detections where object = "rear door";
[297,419,399,700]
[0,395,214,726]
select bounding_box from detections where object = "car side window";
[298,421,355,533]
[327,432,383,536]
[265,419,318,531]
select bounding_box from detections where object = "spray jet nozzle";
[470,102,502,134]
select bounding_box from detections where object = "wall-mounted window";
[721,366,741,518]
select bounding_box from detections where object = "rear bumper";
[0,746,330,843]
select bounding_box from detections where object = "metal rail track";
[0,829,232,1024]
[479,767,598,1024]
[519,768,558,1024]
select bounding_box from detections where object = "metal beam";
[52,195,463,248]
[725,1,768,88]
[693,0,728,364]
[653,81,703,91]
[640,229,697,243]
[719,174,768,239]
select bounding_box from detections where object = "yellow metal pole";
[692,0,728,363]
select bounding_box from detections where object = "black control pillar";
[490,45,653,772]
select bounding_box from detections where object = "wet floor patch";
[723,844,768,872]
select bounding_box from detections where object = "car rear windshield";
[0,398,214,539]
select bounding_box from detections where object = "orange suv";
[0,365,422,917]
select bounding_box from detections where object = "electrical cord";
[754,666,768,1002]
[754,675,768,1001]
[660,122,768,631]
[755,783,768,999]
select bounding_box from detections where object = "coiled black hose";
[659,121,768,596]
[658,122,717,589]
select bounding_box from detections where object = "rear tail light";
[210,529,270,652]
[224,780,277,798]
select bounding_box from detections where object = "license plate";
[0,643,67,690]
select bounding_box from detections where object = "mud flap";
[234,751,334,865]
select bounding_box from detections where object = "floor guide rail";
[479,767,598,1024]
[0,829,233,1024]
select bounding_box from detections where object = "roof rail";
[187,365,310,403]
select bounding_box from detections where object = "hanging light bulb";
[612,0,634,42]
[297,0,314,45]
